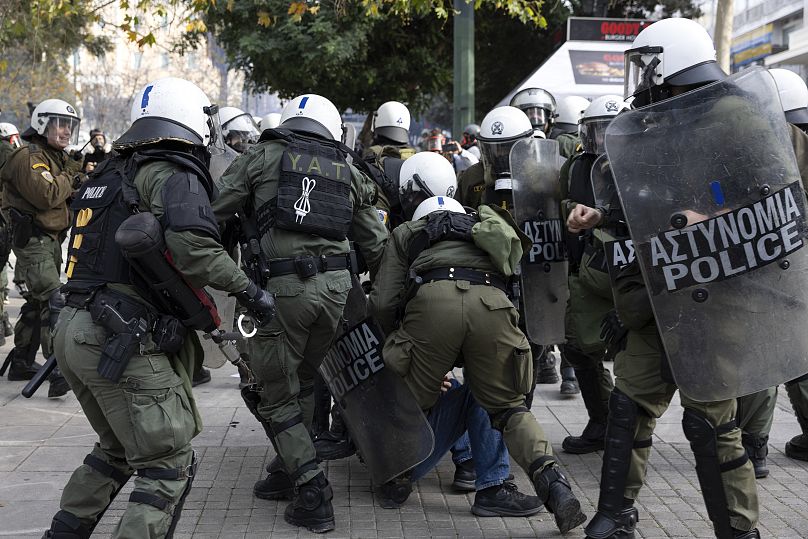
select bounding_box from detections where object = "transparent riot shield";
[605,66,808,401]
[590,154,634,284]
[209,145,239,182]
[342,123,357,153]
[318,316,435,485]
[198,287,238,369]
[509,138,569,345]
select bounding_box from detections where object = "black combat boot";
[192,367,211,387]
[6,349,41,381]
[585,499,639,539]
[564,420,607,454]
[47,368,71,398]
[42,510,91,538]
[560,366,580,395]
[535,344,559,384]
[742,433,769,479]
[314,408,355,460]
[284,472,335,533]
[785,433,808,461]
[255,456,295,500]
[377,475,413,509]
[532,462,587,533]
[471,482,541,517]
[2,312,12,337]
[452,459,476,491]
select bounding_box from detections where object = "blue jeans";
[411,380,510,490]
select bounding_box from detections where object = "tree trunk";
[713,0,735,74]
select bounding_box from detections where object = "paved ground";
[2,290,808,538]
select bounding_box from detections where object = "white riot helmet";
[770,69,808,127]
[219,106,260,153]
[579,95,629,155]
[259,112,282,130]
[280,94,343,141]
[117,77,224,154]
[509,88,557,134]
[553,96,590,135]
[476,106,533,179]
[0,122,21,148]
[372,101,411,144]
[412,195,466,221]
[28,99,81,146]
[625,18,725,107]
[399,151,458,219]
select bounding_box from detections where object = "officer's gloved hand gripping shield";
[509,137,569,345]
[605,66,808,401]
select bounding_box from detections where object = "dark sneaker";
[471,482,541,517]
[47,376,71,398]
[452,459,476,491]
[314,431,356,461]
[254,469,295,500]
[283,473,335,533]
[376,476,413,509]
[785,433,808,461]
[732,529,761,538]
[560,367,580,395]
[192,367,212,387]
[562,420,606,454]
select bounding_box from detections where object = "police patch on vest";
[521,218,567,264]
[641,181,807,294]
[273,139,353,240]
[318,319,385,403]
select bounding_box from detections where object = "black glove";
[600,309,628,358]
[234,281,276,326]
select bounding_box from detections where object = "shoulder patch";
[32,162,51,171]
[473,185,485,193]
[40,170,54,183]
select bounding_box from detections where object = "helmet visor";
[523,107,551,132]
[205,105,226,155]
[579,118,612,155]
[479,139,516,178]
[224,114,260,143]
[624,46,664,99]
[47,115,80,146]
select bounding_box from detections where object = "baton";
[21,355,57,398]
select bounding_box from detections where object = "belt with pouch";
[269,252,356,278]
[416,267,508,294]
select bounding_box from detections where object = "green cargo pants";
[614,324,759,531]
[252,271,352,485]
[53,307,196,538]
[13,234,63,358]
[384,280,555,476]
[737,387,777,438]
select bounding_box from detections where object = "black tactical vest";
[257,129,353,241]
[566,153,598,267]
[65,150,215,289]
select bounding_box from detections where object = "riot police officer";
[559,95,628,455]
[369,157,587,534]
[42,77,274,538]
[510,87,557,138]
[0,122,20,340]
[551,95,590,158]
[0,99,82,395]
[212,94,388,533]
[220,106,261,154]
[569,19,763,539]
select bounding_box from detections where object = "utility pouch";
[9,208,34,248]
[512,347,533,395]
[294,256,318,278]
[153,315,187,355]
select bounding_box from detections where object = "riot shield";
[343,123,357,154]
[318,316,435,485]
[209,145,239,182]
[605,66,808,401]
[589,154,634,284]
[198,287,238,368]
[509,137,569,345]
